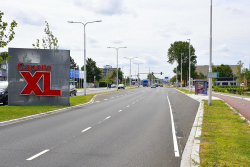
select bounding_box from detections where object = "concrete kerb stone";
[0,88,137,127]
[176,89,204,167]
[0,94,100,127]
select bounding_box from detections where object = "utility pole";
[208,0,213,105]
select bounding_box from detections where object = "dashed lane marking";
[81,127,91,133]
[26,149,50,161]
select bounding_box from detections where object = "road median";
[177,88,250,166]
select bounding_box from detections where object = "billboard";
[8,48,70,106]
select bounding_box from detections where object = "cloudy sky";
[1,0,250,79]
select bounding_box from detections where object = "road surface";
[0,87,199,167]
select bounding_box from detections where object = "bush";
[99,81,107,87]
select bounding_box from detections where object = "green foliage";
[199,72,206,79]
[0,51,10,63]
[167,41,197,80]
[213,64,233,77]
[147,73,158,80]
[200,100,250,166]
[111,68,123,82]
[32,21,59,50]
[236,60,244,86]
[70,56,77,69]
[170,75,176,83]
[81,58,102,82]
[0,11,18,48]
[99,81,107,87]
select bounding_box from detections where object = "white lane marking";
[96,101,100,103]
[133,102,135,104]
[111,97,114,98]
[98,121,102,124]
[166,95,180,157]
[127,105,130,107]
[119,110,122,112]
[104,99,108,100]
[137,100,139,101]
[117,96,119,97]
[26,149,50,161]
[104,116,111,120]
[82,127,91,133]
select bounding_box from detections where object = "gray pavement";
[0,87,199,167]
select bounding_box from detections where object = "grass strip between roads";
[0,88,136,122]
[200,100,250,166]
[177,88,250,166]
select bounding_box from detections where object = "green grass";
[177,88,195,94]
[200,100,250,166]
[0,88,137,122]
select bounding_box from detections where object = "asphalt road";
[0,87,199,167]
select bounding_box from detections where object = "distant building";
[99,65,117,77]
[0,62,7,81]
[195,65,238,76]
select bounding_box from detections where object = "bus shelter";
[194,80,207,95]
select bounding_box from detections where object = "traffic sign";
[165,77,168,79]
[190,78,193,82]
[207,72,219,78]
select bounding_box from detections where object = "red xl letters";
[20,71,61,96]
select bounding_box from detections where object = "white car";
[118,84,125,89]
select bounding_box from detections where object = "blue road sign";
[165,77,168,79]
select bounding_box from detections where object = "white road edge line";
[81,127,91,133]
[166,94,180,157]
[118,110,122,112]
[26,149,50,161]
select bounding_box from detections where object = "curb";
[0,94,99,127]
[0,88,139,127]
[175,89,204,167]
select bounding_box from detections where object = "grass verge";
[0,88,137,122]
[177,88,195,94]
[200,100,250,166]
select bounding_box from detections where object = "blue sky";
[1,0,250,79]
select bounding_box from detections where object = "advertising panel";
[8,48,70,106]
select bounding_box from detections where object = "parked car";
[0,81,8,105]
[160,84,163,87]
[118,84,125,89]
[111,84,116,88]
[70,84,77,96]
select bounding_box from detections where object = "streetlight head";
[96,20,102,22]
[68,21,73,23]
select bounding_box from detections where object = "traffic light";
[152,72,154,75]
[161,72,162,75]
[136,79,137,81]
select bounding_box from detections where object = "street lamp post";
[181,53,183,90]
[134,63,143,87]
[124,57,138,88]
[107,47,127,91]
[68,20,102,95]
[208,0,213,105]
[187,39,191,94]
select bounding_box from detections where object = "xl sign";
[18,62,61,96]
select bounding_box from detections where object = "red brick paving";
[212,93,250,121]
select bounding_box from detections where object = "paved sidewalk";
[212,92,250,121]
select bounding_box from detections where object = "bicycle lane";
[212,92,250,121]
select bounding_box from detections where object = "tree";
[0,11,18,63]
[170,75,176,83]
[111,68,123,82]
[167,41,197,81]
[213,64,233,77]
[0,51,10,64]
[0,11,18,48]
[32,21,58,50]
[147,73,157,80]
[236,60,244,86]
[81,58,102,82]
[70,56,77,69]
